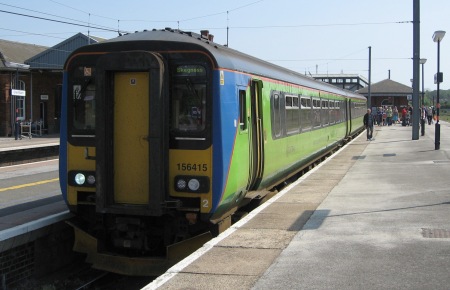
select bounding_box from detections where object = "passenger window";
[286,94,299,134]
[312,99,321,128]
[272,92,282,138]
[301,96,312,131]
[239,90,247,131]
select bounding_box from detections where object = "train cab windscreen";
[69,66,96,137]
[170,64,207,134]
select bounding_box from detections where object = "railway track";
[14,262,154,290]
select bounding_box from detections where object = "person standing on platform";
[427,106,433,125]
[363,108,374,141]
[402,107,407,126]
[421,105,427,136]
[393,106,399,125]
[386,106,393,126]
[377,107,383,126]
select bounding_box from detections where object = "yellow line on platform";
[0,178,59,192]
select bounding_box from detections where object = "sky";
[0,0,449,90]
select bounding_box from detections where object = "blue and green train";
[60,28,366,275]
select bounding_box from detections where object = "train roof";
[74,28,366,100]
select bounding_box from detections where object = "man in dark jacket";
[363,108,374,141]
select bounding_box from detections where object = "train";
[59,28,366,275]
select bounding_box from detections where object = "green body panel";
[213,78,365,220]
[225,80,363,204]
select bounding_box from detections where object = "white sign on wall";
[12,89,26,96]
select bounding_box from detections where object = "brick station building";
[0,33,102,137]
[357,78,413,110]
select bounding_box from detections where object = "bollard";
[421,119,425,136]
[14,120,20,140]
[435,123,440,150]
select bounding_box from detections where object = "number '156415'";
[176,163,208,172]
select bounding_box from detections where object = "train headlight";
[69,171,96,187]
[188,179,200,191]
[174,176,209,193]
[74,173,86,185]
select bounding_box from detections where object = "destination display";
[175,65,206,76]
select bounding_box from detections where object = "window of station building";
[15,96,25,120]
[11,79,26,121]
[285,94,300,134]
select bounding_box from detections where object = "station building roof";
[0,39,47,71]
[25,33,105,70]
[357,79,412,96]
[0,33,105,71]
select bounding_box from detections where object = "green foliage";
[424,89,450,108]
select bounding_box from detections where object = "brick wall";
[0,74,12,137]
[0,243,34,289]
[29,71,63,134]
[0,71,62,137]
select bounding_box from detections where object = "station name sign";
[11,89,26,97]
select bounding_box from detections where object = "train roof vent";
[200,30,214,42]
[200,30,209,39]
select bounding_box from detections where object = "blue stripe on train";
[59,72,68,204]
[211,70,250,211]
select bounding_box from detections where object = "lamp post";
[420,59,427,106]
[420,58,427,136]
[433,30,445,150]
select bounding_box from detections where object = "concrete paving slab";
[181,247,281,276]
[158,273,257,290]
[216,228,296,249]
[274,191,328,204]
[241,211,314,231]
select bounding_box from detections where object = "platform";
[0,134,59,152]
[0,134,59,166]
[148,121,450,290]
